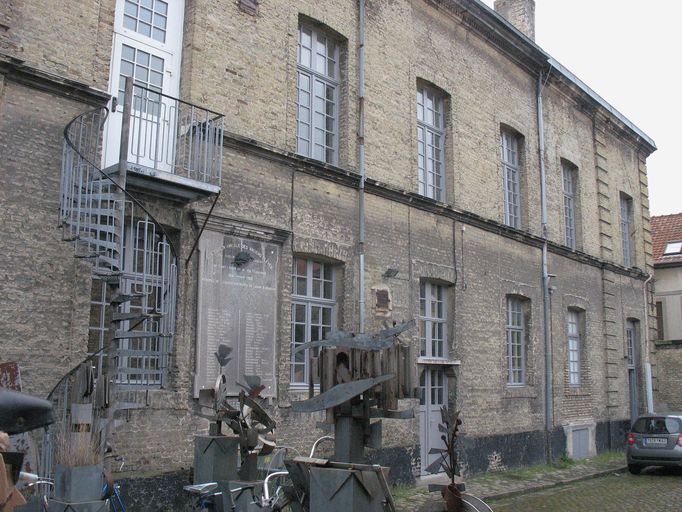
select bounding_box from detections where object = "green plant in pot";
[425,406,463,512]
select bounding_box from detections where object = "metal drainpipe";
[537,72,553,462]
[643,273,654,413]
[358,0,366,334]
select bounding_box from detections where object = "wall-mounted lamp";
[382,268,399,279]
[233,251,254,267]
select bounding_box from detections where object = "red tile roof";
[651,213,682,265]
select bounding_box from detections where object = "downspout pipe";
[537,72,553,462]
[643,273,654,413]
[358,0,366,334]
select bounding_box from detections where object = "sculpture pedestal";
[286,458,394,512]
[309,466,390,512]
[193,435,239,484]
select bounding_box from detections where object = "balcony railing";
[123,83,224,188]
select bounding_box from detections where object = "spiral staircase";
[58,78,223,413]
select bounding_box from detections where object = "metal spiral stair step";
[110,292,147,305]
[113,330,172,340]
[112,311,163,323]
[92,270,124,284]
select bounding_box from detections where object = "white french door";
[419,366,447,475]
[104,0,184,170]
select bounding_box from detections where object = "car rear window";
[632,416,682,434]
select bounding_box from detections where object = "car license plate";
[644,437,667,446]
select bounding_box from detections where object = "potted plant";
[425,406,464,512]
[52,419,103,503]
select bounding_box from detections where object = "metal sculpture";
[291,320,415,353]
[196,345,276,482]
[284,320,416,512]
[424,408,494,512]
[291,319,415,463]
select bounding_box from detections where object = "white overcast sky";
[480,0,680,216]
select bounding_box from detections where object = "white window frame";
[562,163,577,249]
[663,241,682,255]
[567,310,581,387]
[121,0,169,44]
[419,282,447,359]
[419,367,446,406]
[417,85,445,201]
[626,320,636,369]
[506,296,525,386]
[620,194,633,267]
[290,258,336,386]
[296,25,339,165]
[501,130,521,228]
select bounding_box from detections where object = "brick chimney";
[494,0,535,41]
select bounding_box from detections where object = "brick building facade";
[0,0,657,500]
[651,214,682,411]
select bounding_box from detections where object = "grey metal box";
[193,435,239,484]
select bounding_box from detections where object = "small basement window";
[663,241,682,255]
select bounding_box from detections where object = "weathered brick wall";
[494,0,536,40]
[0,78,95,396]
[182,0,359,169]
[548,255,605,422]
[453,223,544,436]
[542,88,600,254]
[0,0,113,89]
[654,343,682,411]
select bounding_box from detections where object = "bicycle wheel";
[461,493,494,512]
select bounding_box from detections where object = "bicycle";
[183,435,335,511]
[184,481,225,511]
[19,471,54,512]
[102,454,127,511]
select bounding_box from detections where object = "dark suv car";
[626,413,682,474]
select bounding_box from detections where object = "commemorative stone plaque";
[195,231,279,397]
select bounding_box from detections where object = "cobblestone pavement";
[393,456,639,511]
[489,468,682,512]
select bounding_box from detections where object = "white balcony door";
[104,0,184,171]
[419,367,448,475]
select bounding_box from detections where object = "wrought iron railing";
[127,84,224,186]
[60,108,121,271]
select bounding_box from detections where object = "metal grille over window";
[291,258,336,385]
[562,164,577,249]
[123,0,168,43]
[417,86,445,201]
[113,217,176,386]
[419,282,446,358]
[506,296,525,385]
[296,25,338,165]
[501,130,521,228]
[567,310,581,386]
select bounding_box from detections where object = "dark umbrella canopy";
[0,388,54,435]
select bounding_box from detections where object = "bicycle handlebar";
[263,471,289,501]
[309,435,334,457]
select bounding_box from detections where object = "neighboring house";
[0,0,657,500]
[651,213,682,411]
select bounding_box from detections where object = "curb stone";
[480,465,627,502]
